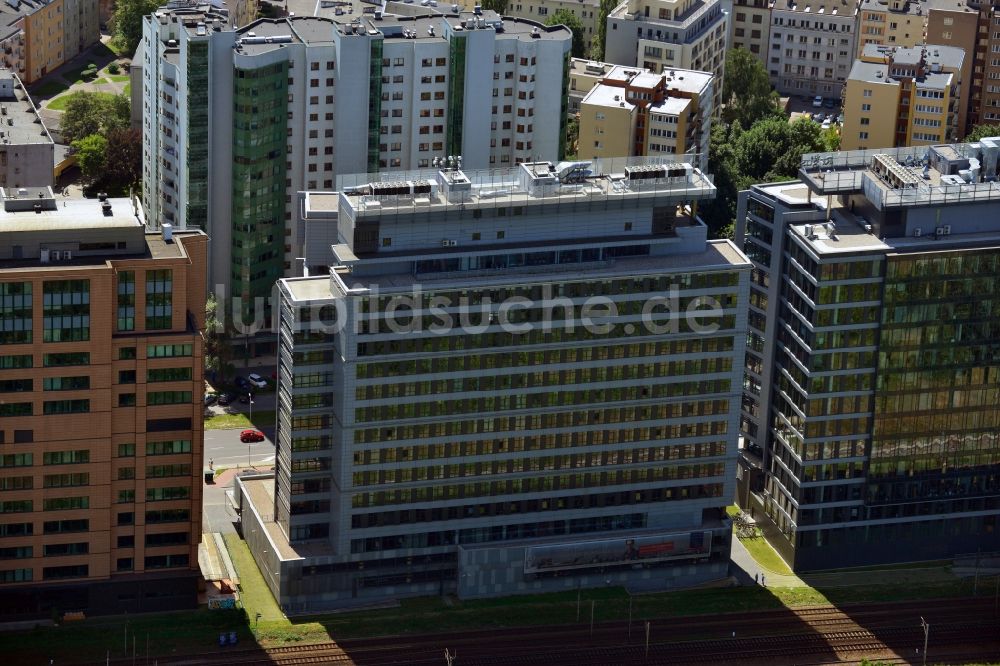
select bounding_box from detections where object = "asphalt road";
[202,426,276,533]
[204,426,276,470]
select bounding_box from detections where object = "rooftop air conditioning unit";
[913,227,922,237]
[935,225,951,236]
[442,239,457,246]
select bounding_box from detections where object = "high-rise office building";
[603,0,728,114]
[235,157,750,610]
[736,141,1000,570]
[139,7,571,326]
[0,188,207,617]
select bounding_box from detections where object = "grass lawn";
[739,535,794,576]
[47,91,115,111]
[223,534,283,623]
[103,73,130,83]
[30,79,69,98]
[204,409,276,430]
[725,504,741,518]
[124,82,131,97]
[0,608,253,664]
[60,62,99,85]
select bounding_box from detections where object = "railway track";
[111,596,1000,666]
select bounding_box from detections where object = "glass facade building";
[736,143,1000,570]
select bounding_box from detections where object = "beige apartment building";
[856,0,925,57]
[730,0,772,64]
[604,0,728,113]
[841,43,964,150]
[578,64,712,169]
[0,0,99,84]
[0,189,207,618]
[568,57,616,113]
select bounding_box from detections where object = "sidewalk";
[731,535,960,589]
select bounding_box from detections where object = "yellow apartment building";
[579,64,713,169]
[842,43,964,151]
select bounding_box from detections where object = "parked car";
[821,119,832,130]
[218,393,234,406]
[812,95,824,108]
[248,372,268,389]
[823,98,836,109]
[240,429,265,443]
[204,393,217,406]
[239,393,251,404]
[234,376,251,391]
[837,113,845,124]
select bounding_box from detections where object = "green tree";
[546,9,585,58]
[821,125,841,152]
[104,128,143,190]
[565,115,579,159]
[964,123,1000,142]
[60,92,131,144]
[480,0,508,14]
[71,134,109,184]
[592,0,617,60]
[722,48,782,129]
[701,117,827,237]
[204,294,235,387]
[111,0,161,55]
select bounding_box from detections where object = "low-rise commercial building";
[0,190,207,618]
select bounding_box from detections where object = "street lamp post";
[920,616,929,666]
[247,393,254,469]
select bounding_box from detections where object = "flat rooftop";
[281,238,750,301]
[240,476,334,561]
[789,208,891,256]
[799,141,1000,208]
[849,59,954,88]
[861,43,965,69]
[235,11,567,54]
[337,158,715,218]
[0,194,140,232]
[0,71,52,146]
[773,0,856,15]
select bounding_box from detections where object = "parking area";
[787,94,843,128]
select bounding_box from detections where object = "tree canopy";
[592,0,618,59]
[701,117,828,237]
[60,92,130,144]
[71,134,109,184]
[546,9,586,59]
[112,0,162,55]
[479,0,508,14]
[722,48,782,129]
[964,124,1000,142]
[63,92,137,193]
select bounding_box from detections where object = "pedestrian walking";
[210,458,214,471]
[754,573,759,584]
[761,574,766,587]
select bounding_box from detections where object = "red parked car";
[240,429,265,443]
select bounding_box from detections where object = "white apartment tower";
[139,7,571,324]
